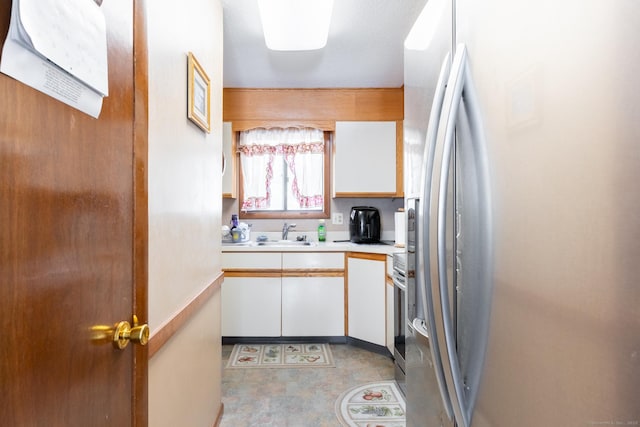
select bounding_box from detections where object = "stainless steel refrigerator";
[403,0,640,426]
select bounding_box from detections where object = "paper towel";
[394,211,406,247]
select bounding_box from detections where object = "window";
[238,127,330,219]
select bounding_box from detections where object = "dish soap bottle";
[317,219,326,242]
[230,214,240,242]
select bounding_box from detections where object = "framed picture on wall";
[187,52,211,133]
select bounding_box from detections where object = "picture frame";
[187,52,211,133]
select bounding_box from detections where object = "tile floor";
[220,343,396,427]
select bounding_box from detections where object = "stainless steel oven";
[392,252,407,396]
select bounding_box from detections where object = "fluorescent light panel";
[258,0,334,51]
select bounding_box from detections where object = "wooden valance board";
[223,87,403,122]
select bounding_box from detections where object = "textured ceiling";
[221,0,427,88]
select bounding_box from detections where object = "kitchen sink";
[253,240,317,247]
[222,241,252,246]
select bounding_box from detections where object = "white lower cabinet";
[281,252,344,336]
[222,250,391,345]
[347,254,386,346]
[386,254,395,355]
[386,277,394,355]
[221,276,281,337]
[281,276,344,336]
[222,251,345,337]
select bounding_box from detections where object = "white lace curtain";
[239,127,324,210]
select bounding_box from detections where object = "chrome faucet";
[282,222,296,240]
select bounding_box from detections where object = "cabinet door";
[386,254,394,354]
[281,276,344,336]
[347,255,386,346]
[334,121,399,197]
[221,277,281,337]
[222,122,236,198]
[386,277,394,355]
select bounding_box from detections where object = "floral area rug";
[225,343,335,368]
[335,380,406,427]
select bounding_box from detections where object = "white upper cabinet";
[333,121,402,197]
[222,122,236,198]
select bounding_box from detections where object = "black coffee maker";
[349,206,381,243]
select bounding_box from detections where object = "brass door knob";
[112,315,149,350]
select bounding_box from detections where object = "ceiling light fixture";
[258,0,334,51]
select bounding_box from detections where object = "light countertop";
[221,240,403,255]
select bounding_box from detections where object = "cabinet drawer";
[282,252,344,270]
[222,252,281,270]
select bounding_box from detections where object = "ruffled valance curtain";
[239,127,324,210]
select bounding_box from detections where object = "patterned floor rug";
[225,343,335,369]
[335,380,406,427]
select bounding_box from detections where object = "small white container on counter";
[394,209,405,247]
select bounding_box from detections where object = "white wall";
[146,0,223,425]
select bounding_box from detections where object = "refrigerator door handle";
[417,52,455,421]
[454,44,494,420]
[433,43,493,427]
[430,44,472,427]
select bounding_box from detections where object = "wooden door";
[0,1,148,426]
